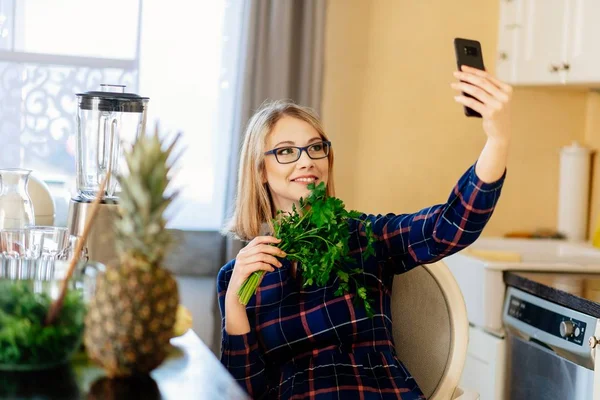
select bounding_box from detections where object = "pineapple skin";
[83,128,182,377]
[83,262,179,377]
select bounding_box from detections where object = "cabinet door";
[496,0,523,84]
[564,0,600,85]
[515,0,570,85]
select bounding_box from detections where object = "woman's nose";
[296,149,315,167]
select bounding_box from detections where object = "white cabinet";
[495,0,521,83]
[564,0,600,84]
[460,327,507,400]
[516,0,570,85]
[496,0,600,86]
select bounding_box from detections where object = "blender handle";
[106,118,118,197]
[97,116,109,172]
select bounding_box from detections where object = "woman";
[218,65,511,399]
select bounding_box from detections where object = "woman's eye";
[277,147,294,156]
[311,144,323,152]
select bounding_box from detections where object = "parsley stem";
[292,211,310,230]
[295,227,320,237]
[237,270,265,305]
[296,234,335,248]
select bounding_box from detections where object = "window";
[0,0,244,230]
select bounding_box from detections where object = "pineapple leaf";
[115,126,184,266]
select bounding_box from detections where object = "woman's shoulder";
[217,259,236,289]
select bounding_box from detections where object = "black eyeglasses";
[264,141,331,164]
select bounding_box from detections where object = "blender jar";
[75,84,148,201]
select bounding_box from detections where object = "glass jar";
[0,169,35,229]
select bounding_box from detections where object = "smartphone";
[454,38,485,118]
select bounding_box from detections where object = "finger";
[247,262,276,275]
[245,243,286,258]
[451,82,501,108]
[453,71,508,102]
[241,236,281,253]
[454,95,487,117]
[247,236,282,248]
[459,66,513,94]
[239,244,285,262]
[245,253,283,268]
[238,262,275,281]
[460,65,485,74]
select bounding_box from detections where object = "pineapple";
[84,128,181,377]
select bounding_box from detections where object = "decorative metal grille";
[0,0,140,179]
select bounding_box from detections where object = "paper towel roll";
[557,141,592,242]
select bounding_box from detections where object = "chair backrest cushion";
[391,265,451,398]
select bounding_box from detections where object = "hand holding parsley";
[237,182,376,316]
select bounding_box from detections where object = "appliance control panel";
[507,295,587,346]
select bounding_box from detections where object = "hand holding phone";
[453,38,485,118]
[450,37,513,180]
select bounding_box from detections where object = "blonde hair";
[224,100,335,241]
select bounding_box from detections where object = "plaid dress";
[218,163,505,399]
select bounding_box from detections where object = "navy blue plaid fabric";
[218,163,505,399]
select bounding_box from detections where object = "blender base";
[67,199,119,267]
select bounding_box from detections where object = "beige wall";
[321,0,372,205]
[322,0,589,237]
[585,92,600,240]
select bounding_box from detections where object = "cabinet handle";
[549,64,560,73]
[561,62,571,71]
[499,52,508,61]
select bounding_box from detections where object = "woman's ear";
[261,166,268,184]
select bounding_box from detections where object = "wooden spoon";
[45,172,111,325]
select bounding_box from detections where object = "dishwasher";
[502,286,599,399]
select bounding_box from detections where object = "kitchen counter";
[504,271,600,318]
[0,330,248,400]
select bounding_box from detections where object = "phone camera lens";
[464,46,478,56]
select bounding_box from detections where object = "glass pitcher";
[75,84,149,201]
[0,168,35,229]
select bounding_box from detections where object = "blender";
[66,84,149,266]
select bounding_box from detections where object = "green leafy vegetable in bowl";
[0,280,86,370]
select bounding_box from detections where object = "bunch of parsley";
[237,182,376,316]
[0,281,86,367]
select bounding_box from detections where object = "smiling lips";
[291,175,318,184]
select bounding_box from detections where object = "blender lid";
[77,84,149,113]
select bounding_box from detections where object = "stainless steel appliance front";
[503,287,598,400]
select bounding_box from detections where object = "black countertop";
[504,271,600,318]
[0,331,249,400]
